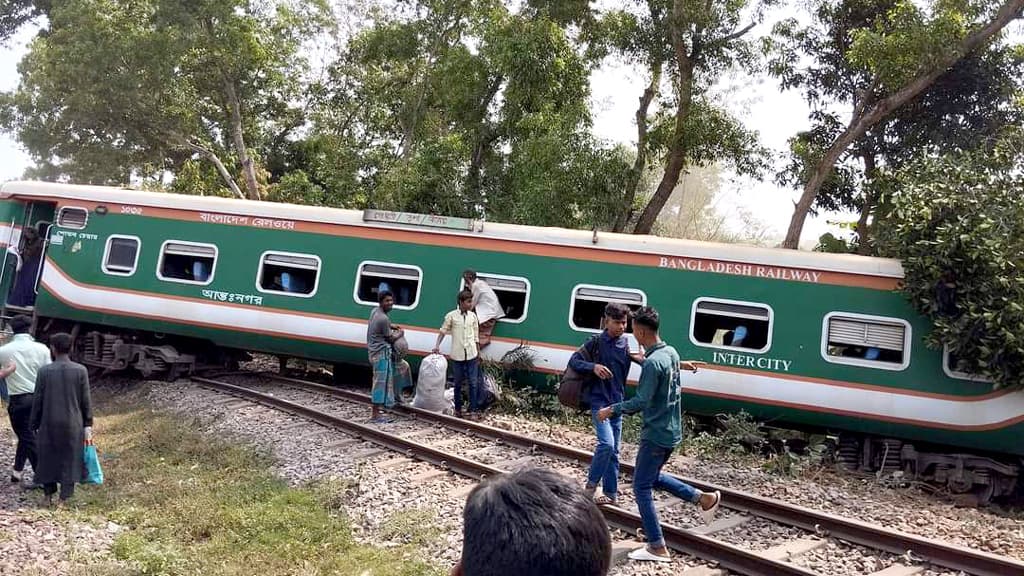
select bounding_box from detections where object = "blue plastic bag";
[83,442,103,485]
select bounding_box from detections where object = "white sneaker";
[9,470,22,483]
[628,546,672,563]
[699,490,722,525]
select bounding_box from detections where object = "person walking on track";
[0,315,51,485]
[31,333,93,506]
[598,306,720,563]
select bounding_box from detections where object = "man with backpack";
[567,303,642,505]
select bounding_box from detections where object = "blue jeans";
[452,358,481,413]
[0,378,7,404]
[633,440,700,548]
[588,408,621,499]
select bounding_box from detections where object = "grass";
[61,386,443,576]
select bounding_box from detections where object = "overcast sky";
[6,10,1018,247]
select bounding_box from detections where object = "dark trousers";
[451,358,481,413]
[44,482,75,501]
[7,393,37,473]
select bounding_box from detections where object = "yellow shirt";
[440,309,479,362]
[0,334,52,396]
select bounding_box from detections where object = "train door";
[2,201,56,315]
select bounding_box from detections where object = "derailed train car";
[0,181,1019,501]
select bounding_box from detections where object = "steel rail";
[258,372,1024,576]
[192,376,819,576]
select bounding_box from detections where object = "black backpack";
[557,336,600,411]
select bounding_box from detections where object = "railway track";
[191,373,1024,576]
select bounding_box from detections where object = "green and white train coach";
[0,181,1019,501]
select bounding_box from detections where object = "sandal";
[699,490,721,525]
[594,495,617,506]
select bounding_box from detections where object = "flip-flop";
[627,547,671,563]
[594,495,617,506]
[699,490,722,525]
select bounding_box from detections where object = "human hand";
[2,362,14,375]
[596,407,614,422]
[84,426,93,441]
[680,361,705,373]
[593,364,613,379]
[432,348,440,355]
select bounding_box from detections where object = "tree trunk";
[464,75,505,204]
[782,0,1024,249]
[184,140,245,200]
[224,80,261,201]
[631,2,696,236]
[612,61,662,233]
[855,150,878,255]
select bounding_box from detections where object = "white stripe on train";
[40,261,1024,430]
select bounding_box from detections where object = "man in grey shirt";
[367,290,404,423]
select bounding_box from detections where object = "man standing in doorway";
[462,270,504,350]
[367,291,404,424]
[598,306,720,563]
[432,290,481,419]
[568,303,641,505]
[0,315,51,484]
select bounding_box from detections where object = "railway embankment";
[0,383,439,576]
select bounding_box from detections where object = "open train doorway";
[0,201,55,320]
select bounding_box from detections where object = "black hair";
[460,468,611,576]
[378,290,394,304]
[462,269,477,281]
[50,332,73,355]
[632,306,660,332]
[10,315,31,335]
[603,302,630,321]
[458,289,473,304]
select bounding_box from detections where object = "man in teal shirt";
[0,315,52,483]
[598,306,720,563]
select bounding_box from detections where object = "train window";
[102,235,140,276]
[822,312,910,371]
[355,261,422,309]
[57,207,88,230]
[690,298,772,353]
[257,252,320,297]
[461,273,530,323]
[943,345,992,382]
[570,284,646,333]
[157,241,217,286]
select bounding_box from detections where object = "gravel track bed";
[0,426,125,575]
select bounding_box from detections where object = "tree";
[2,0,330,199]
[876,128,1024,389]
[0,0,43,43]
[774,0,1024,249]
[768,0,1024,253]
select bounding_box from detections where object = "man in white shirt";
[462,270,504,350]
[0,315,52,483]
[433,290,481,419]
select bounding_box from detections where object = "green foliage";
[815,232,856,253]
[876,128,1024,389]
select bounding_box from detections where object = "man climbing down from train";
[367,290,404,424]
[462,270,504,350]
[598,306,721,563]
[569,302,642,506]
[0,315,51,485]
[432,290,482,419]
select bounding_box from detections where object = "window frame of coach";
[820,311,912,371]
[353,260,423,310]
[101,235,142,277]
[568,284,647,335]
[255,250,322,298]
[689,297,774,354]
[156,240,218,287]
[456,272,531,324]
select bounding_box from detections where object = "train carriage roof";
[0,181,904,279]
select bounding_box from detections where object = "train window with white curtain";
[56,206,88,229]
[463,273,530,323]
[690,298,773,353]
[822,312,910,370]
[102,235,140,276]
[569,284,646,333]
[355,261,422,309]
[943,345,992,382]
[157,241,217,286]
[257,252,320,297]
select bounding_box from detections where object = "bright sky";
[11,9,1019,248]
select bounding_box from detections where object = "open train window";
[822,312,910,371]
[355,261,421,309]
[690,298,772,353]
[157,241,217,286]
[102,235,140,277]
[56,206,88,229]
[257,251,320,297]
[570,284,646,333]
[943,345,992,382]
[461,273,530,323]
